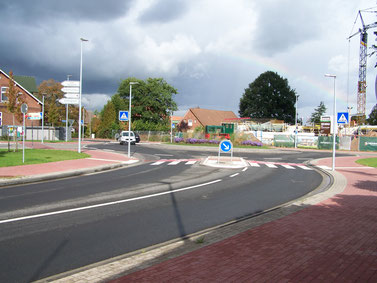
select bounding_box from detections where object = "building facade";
[0,69,42,127]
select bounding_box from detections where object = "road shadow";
[29,239,69,282]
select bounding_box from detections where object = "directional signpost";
[61,80,80,142]
[218,139,233,163]
[119,111,129,121]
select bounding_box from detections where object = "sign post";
[218,139,233,163]
[21,103,28,163]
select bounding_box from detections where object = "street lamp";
[325,74,336,171]
[128,82,139,158]
[294,94,299,148]
[78,37,88,153]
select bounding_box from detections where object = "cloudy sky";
[1,0,376,123]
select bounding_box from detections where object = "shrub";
[241,140,263,147]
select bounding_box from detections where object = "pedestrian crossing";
[149,159,314,170]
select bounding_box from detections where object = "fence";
[1,126,71,141]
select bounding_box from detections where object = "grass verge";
[0,149,90,167]
[355,157,377,168]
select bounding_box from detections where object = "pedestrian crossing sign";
[337,112,349,124]
[119,111,129,121]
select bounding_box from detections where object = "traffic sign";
[337,112,349,124]
[21,103,28,114]
[62,80,80,87]
[64,93,79,99]
[119,111,129,121]
[220,140,232,152]
[62,86,80,93]
[59,98,79,105]
[27,112,42,120]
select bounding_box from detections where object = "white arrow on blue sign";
[220,140,232,152]
[119,111,129,121]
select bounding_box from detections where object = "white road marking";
[151,160,166,165]
[168,160,181,165]
[297,165,312,170]
[242,167,248,172]
[248,162,260,167]
[281,165,295,169]
[265,163,278,168]
[0,179,223,225]
[185,160,197,165]
[229,173,239,178]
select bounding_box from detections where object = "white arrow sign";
[62,80,80,87]
[62,87,80,93]
[64,93,79,99]
[59,98,79,105]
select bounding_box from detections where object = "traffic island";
[202,156,249,168]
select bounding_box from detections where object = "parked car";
[135,132,141,143]
[119,131,136,145]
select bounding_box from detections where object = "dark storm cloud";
[253,0,323,56]
[1,0,134,24]
[138,0,187,24]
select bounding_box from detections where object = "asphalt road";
[0,143,340,282]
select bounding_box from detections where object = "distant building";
[179,107,238,132]
[0,68,42,127]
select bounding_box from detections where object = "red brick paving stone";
[110,156,377,283]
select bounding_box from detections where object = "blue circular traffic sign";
[220,140,232,152]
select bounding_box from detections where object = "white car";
[119,131,136,145]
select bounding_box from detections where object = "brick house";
[0,69,42,127]
[179,107,238,132]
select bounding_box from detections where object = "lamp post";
[41,95,45,144]
[294,94,298,148]
[325,74,336,171]
[128,82,139,158]
[78,37,88,153]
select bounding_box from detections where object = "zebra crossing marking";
[149,159,316,171]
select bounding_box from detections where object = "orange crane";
[348,10,377,119]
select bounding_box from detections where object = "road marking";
[248,162,260,167]
[185,160,197,165]
[0,179,223,225]
[265,163,278,168]
[151,160,166,165]
[281,164,295,169]
[297,165,312,170]
[242,167,248,172]
[168,160,181,165]
[229,173,239,178]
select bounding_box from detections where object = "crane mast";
[348,10,377,121]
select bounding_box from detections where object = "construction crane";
[348,10,377,119]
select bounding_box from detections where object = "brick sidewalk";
[110,156,377,282]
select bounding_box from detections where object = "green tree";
[239,71,296,123]
[368,104,377,125]
[6,70,25,151]
[310,101,327,124]
[97,100,117,138]
[37,79,65,126]
[117,77,178,130]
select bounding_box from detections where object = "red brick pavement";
[111,156,377,282]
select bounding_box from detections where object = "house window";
[1,87,8,102]
[188,119,193,127]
